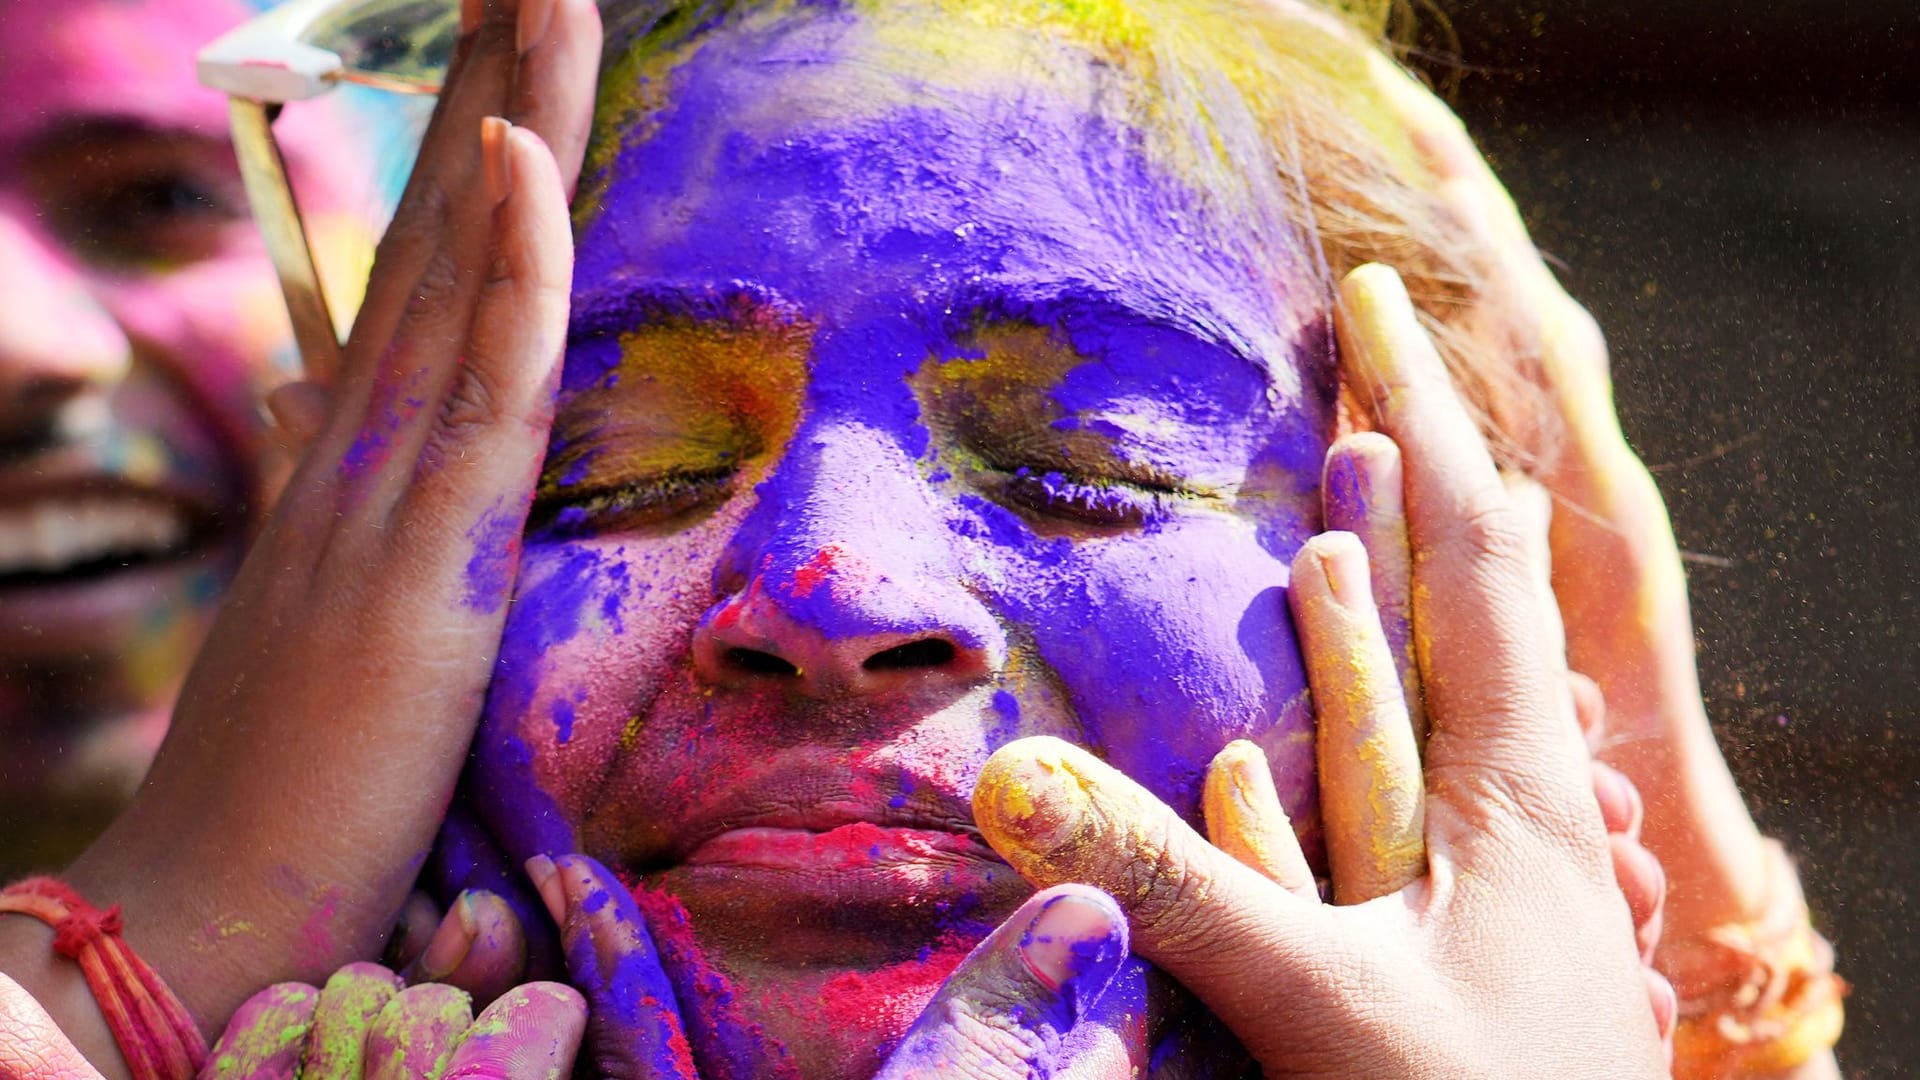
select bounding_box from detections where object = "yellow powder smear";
[1202,740,1312,889]
[619,712,647,751]
[975,737,1170,905]
[979,737,1253,920]
[542,316,810,502]
[974,741,1082,882]
[1298,582,1425,905]
[189,914,259,954]
[915,324,1079,461]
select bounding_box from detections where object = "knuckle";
[479,207,572,299]
[475,245,564,307]
[483,247,516,288]
[955,1007,1048,1075]
[894,1005,1040,1080]
[1433,760,1601,867]
[405,248,467,325]
[439,357,506,434]
[377,181,451,267]
[1553,297,1610,372]
[1450,499,1533,571]
[1114,819,1215,949]
[1357,679,1412,722]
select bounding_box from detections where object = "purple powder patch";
[464,497,523,614]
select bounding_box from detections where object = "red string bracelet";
[0,877,206,1080]
[1664,840,1848,1079]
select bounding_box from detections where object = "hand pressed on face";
[0,2,607,1069]
[529,854,697,1080]
[1376,60,1837,1076]
[529,849,1152,1080]
[970,265,1670,1077]
[1397,49,1776,1017]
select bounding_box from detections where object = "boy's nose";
[691,423,1005,697]
[0,208,131,450]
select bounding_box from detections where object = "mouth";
[644,823,1022,970]
[673,816,1006,896]
[0,460,241,656]
[619,764,1029,968]
[0,387,252,656]
[0,489,220,587]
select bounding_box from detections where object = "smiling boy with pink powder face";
[0,0,376,870]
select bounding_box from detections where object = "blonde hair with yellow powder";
[585,0,1549,471]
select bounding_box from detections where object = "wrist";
[0,906,134,1080]
[1660,841,1846,1080]
[67,807,415,1039]
[64,827,287,1039]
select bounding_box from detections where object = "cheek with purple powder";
[473,502,754,855]
[915,322,1328,837]
[947,492,1319,833]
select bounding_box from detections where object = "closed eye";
[984,465,1190,528]
[531,466,738,537]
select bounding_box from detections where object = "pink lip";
[646,818,1023,968]
[605,744,988,867]
[0,455,223,521]
[685,822,1000,872]
[610,754,1026,958]
[671,822,1009,910]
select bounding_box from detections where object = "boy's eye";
[101,174,225,223]
[532,467,739,537]
[69,172,238,263]
[27,133,250,269]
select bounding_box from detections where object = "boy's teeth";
[0,498,190,574]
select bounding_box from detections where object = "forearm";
[1599,694,1771,937]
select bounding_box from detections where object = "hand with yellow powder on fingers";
[1366,55,1845,1080]
[974,264,1672,1078]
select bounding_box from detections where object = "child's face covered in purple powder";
[469,6,1335,1075]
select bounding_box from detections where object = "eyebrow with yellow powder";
[538,292,813,526]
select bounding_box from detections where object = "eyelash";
[532,467,738,537]
[990,466,1185,527]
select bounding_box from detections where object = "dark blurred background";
[1427,2,1918,1073]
